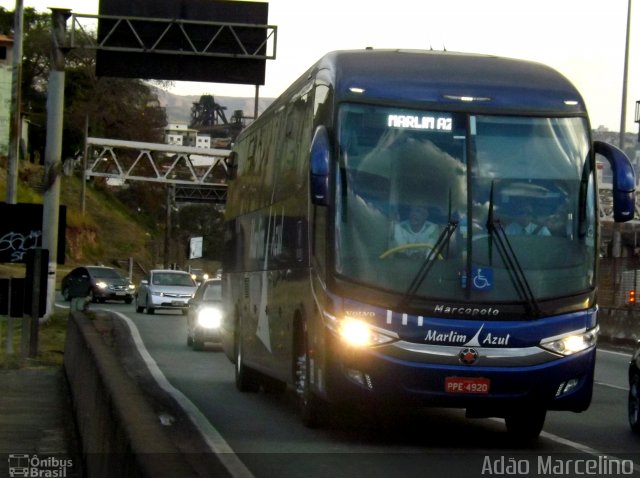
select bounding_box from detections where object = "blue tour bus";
[221,49,635,440]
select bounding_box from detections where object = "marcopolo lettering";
[434,304,500,317]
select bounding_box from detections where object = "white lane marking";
[595,381,628,391]
[489,419,640,473]
[538,430,640,473]
[114,312,255,478]
[598,348,634,358]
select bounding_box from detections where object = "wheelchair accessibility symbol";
[472,267,493,291]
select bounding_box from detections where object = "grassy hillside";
[0,159,158,282]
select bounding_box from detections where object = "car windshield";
[335,103,595,306]
[90,268,123,279]
[203,283,222,301]
[152,272,195,287]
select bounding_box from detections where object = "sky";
[0,0,638,133]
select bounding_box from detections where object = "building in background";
[195,134,211,149]
[165,122,214,150]
[165,123,197,147]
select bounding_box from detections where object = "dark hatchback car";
[630,341,640,434]
[61,265,135,303]
[186,278,223,351]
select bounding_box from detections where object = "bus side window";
[274,89,313,202]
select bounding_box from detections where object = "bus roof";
[307,49,587,116]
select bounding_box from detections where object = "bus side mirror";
[595,141,636,222]
[310,126,331,206]
[224,151,238,180]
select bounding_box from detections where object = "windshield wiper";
[399,220,458,309]
[486,182,541,317]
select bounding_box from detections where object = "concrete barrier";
[63,310,202,478]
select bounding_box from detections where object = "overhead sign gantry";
[39,0,276,317]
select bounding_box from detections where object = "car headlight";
[540,326,599,356]
[128,284,136,291]
[197,307,222,329]
[96,281,108,289]
[338,317,397,347]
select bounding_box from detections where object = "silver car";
[135,269,197,315]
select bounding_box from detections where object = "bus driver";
[391,205,441,252]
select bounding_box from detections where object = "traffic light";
[628,289,637,304]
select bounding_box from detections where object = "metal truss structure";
[65,13,277,60]
[64,12,277,205]
[85,137,230,203]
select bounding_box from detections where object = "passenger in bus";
[504,205,551,236]
[545,202,572,237]
[391,205,442,251]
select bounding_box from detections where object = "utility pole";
[42,9,70,319]
[254,85,259,120]
[81,115,88,215]
[619,0,632,149]
[164,184,174,268]
[6,0,23,204]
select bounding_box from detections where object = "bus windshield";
[335,103,595,306]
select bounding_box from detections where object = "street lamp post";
[636,101,640,141]
[619,0,632,149]
[6,0,23,204]
[42,9,70,319]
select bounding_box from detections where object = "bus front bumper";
[322,337,595,414]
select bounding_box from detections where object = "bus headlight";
[197,307,222,329]
[540,326,598,356]
[338,317,396,347]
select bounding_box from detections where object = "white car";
[135,269,197,315]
